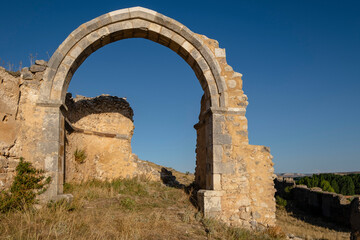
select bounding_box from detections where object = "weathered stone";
[34,72,44,81]
[30,64,46,73]
[21,67,34,80]
[35,60,48,66]
[215,48,226,58]
[227,79,237,88]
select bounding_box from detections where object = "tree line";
[296,173,360,196]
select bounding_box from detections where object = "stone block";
[35,60,48,66]
[62,56,75,68]
[30,65,46,73]
[84,18,101,32]
[109,9,130,22]
[215,48,226,58]
[47,51,63,74]
[97,13,112,28]
[70,25,87,44]
[69,46,83,59]
[213,173,222,190]
[160,26,173,39]
[213,134,232,145]
[129,7,157,21]
[227,79,237,88]
[131,18,150,29]
[21,67,33,80]
[198,190,223,218]
[213,161,235,174]
[197,57,210,72]
[58,35,77,58]
[168,18,184,33]
[213,145,223,162]
[97,26,110,37]
[108,21,133,34]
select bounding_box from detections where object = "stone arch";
[39,7,227,108]
[38,6,228,198]
[35,6,276,228]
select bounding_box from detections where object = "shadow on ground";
[283,200,351,233]
[160,167,199,208]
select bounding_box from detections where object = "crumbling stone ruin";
[275,177,360,236]
[0,7,276,229]
[64,93,160,182]
[351,197,360,240]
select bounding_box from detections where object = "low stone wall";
[291,185,351,226]
[275,177,359,231]
[351,197,360,240]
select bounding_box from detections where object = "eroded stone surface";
[64,94,159,182]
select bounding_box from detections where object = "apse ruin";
[0,7,276,228]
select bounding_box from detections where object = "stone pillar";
[197,189,223,218]
[36,102,72,202]
[196,109,226,218]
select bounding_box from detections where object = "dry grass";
[276,206,350,240]
[0,177,281,240]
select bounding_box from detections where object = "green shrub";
[74,148,87,164]
[0,157,51,213]
[276,196,287,207]
[297,173,360,195]
[320,180,335,193]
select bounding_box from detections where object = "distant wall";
[351,197,360,240]
[275,177,359,229]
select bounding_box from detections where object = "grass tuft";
[74,148,87,164]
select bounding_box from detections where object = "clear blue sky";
[1,0,359,173]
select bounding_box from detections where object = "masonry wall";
[0,64,161,191]
[64,93,159,182]
[274,177,360,229]
[0,64,46,191]
[197,35,276,228]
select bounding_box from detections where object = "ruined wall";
[0,68,20,190]
[274,177,359,228]
[64,94,159,182]
[351,197,360,240]
[0,63,161,191]
[195,35,276,228]
[0,62,47,190]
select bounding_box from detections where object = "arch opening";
[64,37,203,182]
[40,7,227,109]
[38,7,227,196]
